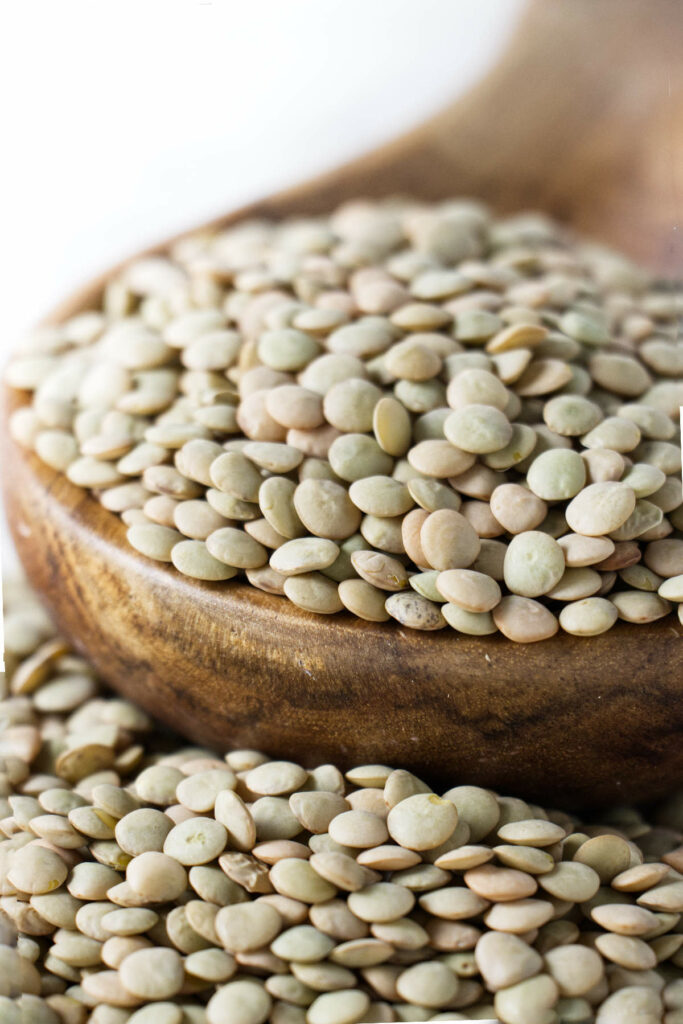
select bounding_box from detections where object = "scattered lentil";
[3,471,683,1015]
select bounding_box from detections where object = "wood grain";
[2,0,682,807]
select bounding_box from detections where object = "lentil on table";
[6,200,683,641]
[3,577,683,1023]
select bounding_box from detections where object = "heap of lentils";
[6,200,683,641]
[3,578,683,1024]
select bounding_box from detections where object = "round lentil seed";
[348,477,412,518]
[408,439,475,479]
[493,596,558,643]
[504,532,565,598]
[420,509,481,571]
[557,533,615,567]
[163,818,227,865]
[7,845,68,895]
[538,862,600,902]
[559,598,618,636]
[582,416,642,453]
[659,574,683,601]
[265,385,324,430]
[269,859,337,904]
[395,961,459,1009]
[347,883,415,923]
[115,809,173,856]
[247,761,308,796]
[490,484,547,534]
[594,932,657,971]
[283,573,344,614]
[475,930,544,991]
[306,990,369,1024]
[100,906,158,936]
[494,973,560,1024]
[442,603,498,634]
[444,404,513,455]
[447,368,508,411]
[171,540,238,581]
[338,579,390,621]
[527,449,587,501]
[565,482,637,536]
[590,902,659,935]
[497,819,566,846]
[328,434,393,483]
[206,979,272,1024]
[419,886,489,920]
[387,794,457,851]
[293,480,361,540]
[327,810,388,850]
[214,902,282,953]
[125,852,188,902]
[610,590,671,622]
[350,550,408,591]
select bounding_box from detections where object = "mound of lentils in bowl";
[6,200,683,641]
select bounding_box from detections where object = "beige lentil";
[559,597,618,636]
[386,794,457,851]
[270,539,340,576]
[214,902,282,953]
[7,845,68,895]
[337,579,390,621]
[565,482,637,536]
[539,862,600,902]
[420,509,481,571]
[436,568,501,612]
[125,852,187,903]
[206,979,271,1024]
[328,810,388,849]
[493,595,559,643]
[283,573,344,614]
[475,930,544,991]
[483,898,554,933]
[162,818,227,865]
[610,590,671,622]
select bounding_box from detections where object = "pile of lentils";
[6,199,683,641]
[2,578,683,1024]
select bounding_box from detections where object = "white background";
[0,0,524,579]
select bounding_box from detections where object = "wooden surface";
[3,0,683,808]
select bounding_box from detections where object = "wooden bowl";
[3,0,682,808]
